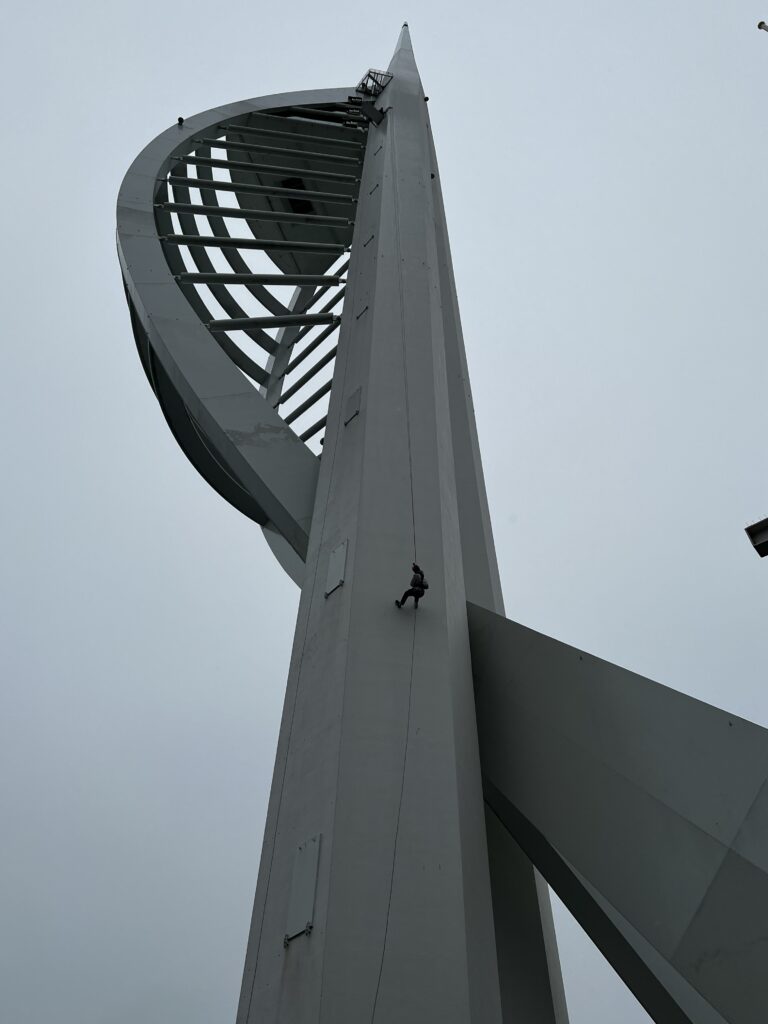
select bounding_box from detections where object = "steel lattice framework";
[118,25,768,1024]
[119,88,377,574]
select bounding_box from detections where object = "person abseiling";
[395,563,429,609]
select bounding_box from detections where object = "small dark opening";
[281,177,315,215]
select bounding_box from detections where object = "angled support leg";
[468,601,768,1024]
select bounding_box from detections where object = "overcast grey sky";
[1,2,766,1021]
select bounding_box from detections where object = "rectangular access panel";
[324,540,347,597]
[285,835,321,945]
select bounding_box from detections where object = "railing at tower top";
[153,100,369,452]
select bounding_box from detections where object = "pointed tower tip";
[390,21,415,70]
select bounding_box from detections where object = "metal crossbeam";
[225,109,363,138]
[158,202,352,228]
[166,175,357,205]
[209,313,340,331]
[156,201,286,334]
[160,234,348,254]
[280,105,365,126]
[196,137,362,165]
[221,120,365,149]
[177,155,359,184]
[175,272,342,286]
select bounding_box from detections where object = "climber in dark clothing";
[395,563,429,609]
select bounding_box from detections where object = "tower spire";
[388,21,417,73]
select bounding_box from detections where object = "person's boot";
[395,600,401,608]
